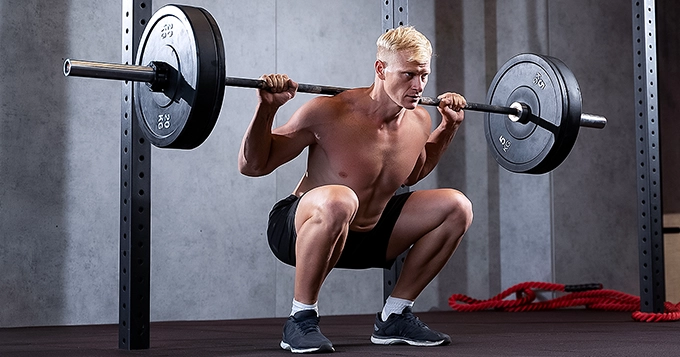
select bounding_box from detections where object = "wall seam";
[546,0,557,287]
[544,0,556,286]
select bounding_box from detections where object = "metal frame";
[381,0,409,303]
[120,0,152,349]
[632,0,665,313]
[382,0,408,32]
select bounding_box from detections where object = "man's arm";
[238,74,316,177]
[405,92,466,185]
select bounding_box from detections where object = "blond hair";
[376,26,432,65]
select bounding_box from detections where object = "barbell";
[62,4,607,174]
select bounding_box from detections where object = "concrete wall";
[433,0,639,301]
[549,1,639,293]
[0,0,121,327]
[0,0,645,328]
[657,0,680,214]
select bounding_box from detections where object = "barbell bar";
[61,4,607,174]
[63,58,606,130]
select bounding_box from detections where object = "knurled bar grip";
[420,97,518,115]
[63,58,607,129]
[225,77,349,96]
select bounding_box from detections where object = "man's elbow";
[239,167,261,177]
[238,158,270,177]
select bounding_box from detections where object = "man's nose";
[412,78,424,92]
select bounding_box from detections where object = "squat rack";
[119,0,152,350]
[116,0,666,350]
[632,0,665,314]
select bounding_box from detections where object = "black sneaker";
[280,310,335,353]
[371,307,451,346]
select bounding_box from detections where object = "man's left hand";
[436,92,466,125]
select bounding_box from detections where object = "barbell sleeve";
[580,113,607,129]
[63,59,156,83]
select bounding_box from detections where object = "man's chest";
[313,121,428,180]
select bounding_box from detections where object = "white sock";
[291,299,319,317]
[381,296,414,321]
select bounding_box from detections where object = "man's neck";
[366,83,405,124]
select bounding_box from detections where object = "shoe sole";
[280,340,335,353]
[370,335,448,347]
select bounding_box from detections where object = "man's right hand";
[259,74,298,107]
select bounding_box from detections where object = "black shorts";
[267,192,413,270]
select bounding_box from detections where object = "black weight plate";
[484,53,581,174]
[539,55,582,173]
[134,5,225,149]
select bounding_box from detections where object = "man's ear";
[375,60,386,80]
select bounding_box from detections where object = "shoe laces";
[296,316,321,335]
[401,310,429,329]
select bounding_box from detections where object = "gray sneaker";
[280,310,334,353]
[371,307,451,346]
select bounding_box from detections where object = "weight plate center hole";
[149,45,180,108]
[505,86,539,140]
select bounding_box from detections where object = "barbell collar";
[508,102,531,124]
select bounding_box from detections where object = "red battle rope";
[448,281,680,322]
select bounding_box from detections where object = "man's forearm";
[419,120,460,180]
[238,103,279,176]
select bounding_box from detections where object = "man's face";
[381,51,431,110]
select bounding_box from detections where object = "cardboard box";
[664,214,680,303]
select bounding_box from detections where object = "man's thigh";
[385,188,467,260]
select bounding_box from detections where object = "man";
[238,26,473,353]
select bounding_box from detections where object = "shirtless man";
[238,26,473,353]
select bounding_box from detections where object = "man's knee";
[311,185,359,222]
[440,189,473,230]
[297,185,359,232]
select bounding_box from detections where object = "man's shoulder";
[407,105,432,125]
[328,87,368,107]
[302,89,361,115]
